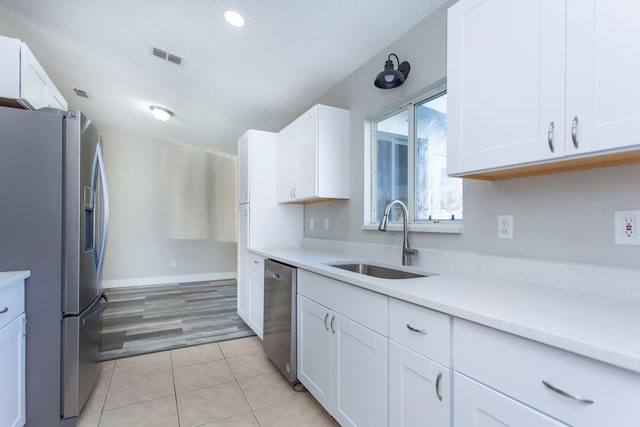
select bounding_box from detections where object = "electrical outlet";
[170,260,177,268]
[615,210,640,245]
[498,215,513,239]
[324,218,330,231]
[309,218,315,231]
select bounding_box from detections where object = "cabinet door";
[294,107,318,200]
[237,205,249,322]
[248,269,264,339]
[276,123,297,202]
[333,314,387,427]
[447,0,566,175]
[47,80,68,110]
[0,36,21,100]
[389,342,450,427]
[238,134,249,204]
[0,314,26,427]
[19,43,48,110]
[297,295,332,408]
[566,0,640,156]
[454,373,567,427]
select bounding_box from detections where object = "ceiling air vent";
[151,46,183,66]
[73,88,89,98]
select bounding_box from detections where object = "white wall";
[100,126,238,285]
[303,0,640,270]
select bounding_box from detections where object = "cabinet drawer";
[454,318,640,426]
[298,270,388,336]
[248,253,265,274]
[0,278,25,329]
[389,299,451,367]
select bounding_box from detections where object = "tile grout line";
[169,350,182,427]
[220,349,260,424]
[96,360,115,426]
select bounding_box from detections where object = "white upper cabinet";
[448,0,640,179]
[565,0,640,156]
[276,104,350,203]
[0,36,68,111]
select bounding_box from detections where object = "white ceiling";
[0,0,448,154]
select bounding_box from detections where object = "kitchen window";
[365,87,463,233]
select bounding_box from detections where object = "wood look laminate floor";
[100,280,255,361]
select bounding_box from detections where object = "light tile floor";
[77,336,339,427]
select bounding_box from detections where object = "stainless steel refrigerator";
[0,106,109,426]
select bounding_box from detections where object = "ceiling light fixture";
[150,106,173,122]
[224,10,245,27]
[374,53,411,89]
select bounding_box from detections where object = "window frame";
[364,84,463,234]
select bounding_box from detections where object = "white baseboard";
[102,272,237,289]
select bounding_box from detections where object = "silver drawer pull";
[253,260,259,264]
[0,307,8,314]
[542,380,594,404]
[406,324,427,334]
[435,372,443,401]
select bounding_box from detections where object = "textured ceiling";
[0,0,448,153]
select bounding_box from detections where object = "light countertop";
[0,270,30,290]
[251,246,640,375]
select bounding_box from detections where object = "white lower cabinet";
[334,312,388,427]
[454,318,640,426]
[388,299,452,427]
[247,267,264,339]
[389,342,450,427]
[297,270,388,427]
[0,315,26,427]
[0,273,27,427]
[297,294,332,406]
[454,373,566,427]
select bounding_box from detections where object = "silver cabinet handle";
[547,121,555,153]
[253,260,259,264]
[571,116,579,149]
[435,372,443,401]
[323,313,329,331]
[406,324,427,334]
[0,307,8,314]
[542,380,594,404]
[330,315,336,334]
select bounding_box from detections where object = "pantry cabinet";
[297,270,388,427]
[276,104,350,203]
[0,35,68,111]
[447,0,640,179]
[236,130,302,338]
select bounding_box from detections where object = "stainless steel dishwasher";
[263,259,297,382]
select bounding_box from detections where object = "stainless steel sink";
[328,263,432,279]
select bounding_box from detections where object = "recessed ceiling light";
[150,106,173,122]
[224,10,245,27]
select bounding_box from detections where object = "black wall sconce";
[374,53,411,89]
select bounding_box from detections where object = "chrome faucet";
[378,200,418,266]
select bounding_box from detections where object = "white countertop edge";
[251,247,640,375]
[0,270,31,289]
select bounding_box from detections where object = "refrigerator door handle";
[81,294,108,326]
[94,142,109,280]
